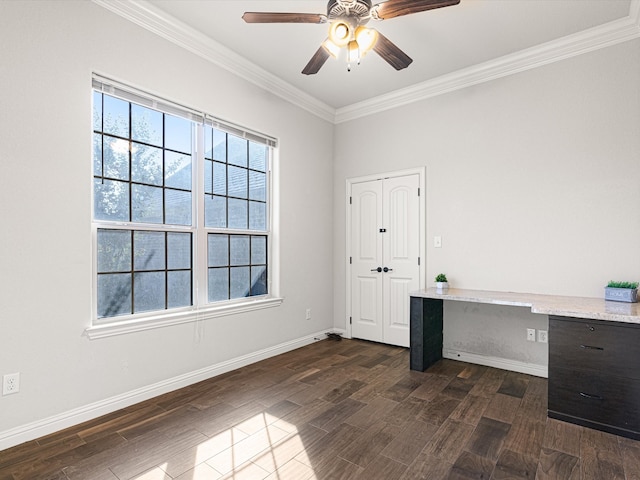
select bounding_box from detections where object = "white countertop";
[410,288,640,325]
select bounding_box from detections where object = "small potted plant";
[435,273,449,291]
[605,280,638,303]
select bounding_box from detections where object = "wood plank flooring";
[1,338,640,479]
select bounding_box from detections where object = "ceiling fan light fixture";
[322,38,342,58]
[355,26,378,54]
[328,20,351,46]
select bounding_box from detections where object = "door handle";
[579,392,604,400]
[383,267,393,272]
[371,267,382,273]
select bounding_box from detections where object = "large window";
[91,76,277,332]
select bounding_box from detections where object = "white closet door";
[350,174,420,347]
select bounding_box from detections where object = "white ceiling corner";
[336,0,640,123]
[93,0,640,125]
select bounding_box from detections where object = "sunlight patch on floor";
[132,463,171,480]
[131,411,320,480]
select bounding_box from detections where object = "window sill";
[84,297,284,340]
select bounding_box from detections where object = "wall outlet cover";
[3,373,20,395]
[538,330,548,343]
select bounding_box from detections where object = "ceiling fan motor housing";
[327,0,372,25]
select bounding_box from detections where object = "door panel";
[357,277,379,323]
[388,187,409,259]
[384,276,412,345]
[358,191,379,260]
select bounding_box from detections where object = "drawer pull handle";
[588,326,595,331]
[580,345,604,351]
[580,392,603,400]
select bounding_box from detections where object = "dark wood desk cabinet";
[548,315,640,440]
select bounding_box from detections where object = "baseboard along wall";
[0,329,337,451]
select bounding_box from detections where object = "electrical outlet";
[526,328,536,342]
[3,373,20,395]
[305,308,312,320]
[538,330,548,343]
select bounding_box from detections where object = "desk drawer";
[548,367,640,434]
[549,316,640,379]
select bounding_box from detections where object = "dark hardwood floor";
[1,338,639,479]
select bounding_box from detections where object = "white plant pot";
[436,282,449,291]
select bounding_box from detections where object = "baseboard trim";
[443,349,548,378]
[0,329,337,451]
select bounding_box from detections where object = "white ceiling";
[99,0,637,120]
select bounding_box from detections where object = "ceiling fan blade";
[373,31,413,70]
[242,12,327,24]
[302,46,330,75]
[372,0,460,20]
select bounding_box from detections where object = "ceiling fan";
[242,0,460,75]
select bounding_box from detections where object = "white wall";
[0,1,334,446]
[334,39,640,369]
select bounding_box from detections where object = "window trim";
[87,74,281,339]
[84,296,283,339]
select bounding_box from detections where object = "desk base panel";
[410,297,443,371]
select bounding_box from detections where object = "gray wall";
[333,38,640,370]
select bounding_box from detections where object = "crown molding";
[93,0,640,125]
[335,0,640,123]
[92,0,336,123]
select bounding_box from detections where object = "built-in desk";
[409,287,640,440]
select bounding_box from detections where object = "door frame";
[345,167,426,340]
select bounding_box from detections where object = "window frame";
[86,75,281,340]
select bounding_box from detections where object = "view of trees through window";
[93,87,270,320]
